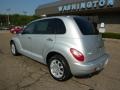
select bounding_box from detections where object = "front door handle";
[46,38,53,41]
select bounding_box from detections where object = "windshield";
[74,17,99,35]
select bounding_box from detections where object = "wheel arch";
[46,51,73,81]
[10,38,22,54]
[46,51,65,64]
[10,40,14,44]
[46,50,72,72]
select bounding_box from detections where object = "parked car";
[10,16,109,81]
[10,26,23,34]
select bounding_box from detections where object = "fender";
[11,36,23,53]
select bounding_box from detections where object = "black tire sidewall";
[48,55,72,81]
[10,42,19,56]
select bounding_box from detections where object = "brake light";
[70,48,84,62]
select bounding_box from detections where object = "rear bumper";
[70,53,109,76]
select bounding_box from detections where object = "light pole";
[6,8,11,26]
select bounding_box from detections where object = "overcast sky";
[0,0,58,15]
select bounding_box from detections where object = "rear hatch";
[74,16,105,62]
[80,35,105,62]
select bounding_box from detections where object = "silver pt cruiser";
[10,16,109,81]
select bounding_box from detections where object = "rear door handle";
[46,38,53,41]
[28,37,31,39]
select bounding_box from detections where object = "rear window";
[74,17,99,35]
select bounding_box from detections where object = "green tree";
[0,14,40,26]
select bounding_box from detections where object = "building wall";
[36,0,120,16]
[99,14,120,33]
[105,24,120,33]
[35,0,120,33]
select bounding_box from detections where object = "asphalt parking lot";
[0,31,120,90]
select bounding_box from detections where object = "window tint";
[54,19,66,34]
[34,20,49,34]
[33,18,66,34]
[74,17,99,35]
[22,22,35,34]
[47,19,56,34]
[34,19,56,34]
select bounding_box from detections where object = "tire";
[48,54,72,81]
[10,42,20,56]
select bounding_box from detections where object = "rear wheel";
[10,42,20,56]
[48,54,72,81]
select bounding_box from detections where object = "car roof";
[33,15,86,22]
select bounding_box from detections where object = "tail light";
[70,48,84,62]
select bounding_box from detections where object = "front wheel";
[48,55,72,81]
[10,42,20,56]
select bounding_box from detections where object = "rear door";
[31,19,57,63]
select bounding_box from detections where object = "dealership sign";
[58,0,114,12]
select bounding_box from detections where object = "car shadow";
[74,69,103,79]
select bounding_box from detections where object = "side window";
[47,19,56,34]
[55,19,66,34]
[22,22,35,34]
[34,19,56,34]
[33,19,66,34]
[34,20,49,34]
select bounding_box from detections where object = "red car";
[10,26,23,34]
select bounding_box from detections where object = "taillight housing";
[70,48,84,62]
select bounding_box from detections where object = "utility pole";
[6,8,11,26]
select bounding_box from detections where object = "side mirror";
[99,23,106,33]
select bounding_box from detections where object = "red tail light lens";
[70,48,84,62]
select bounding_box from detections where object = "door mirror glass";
[99,22,106,33]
